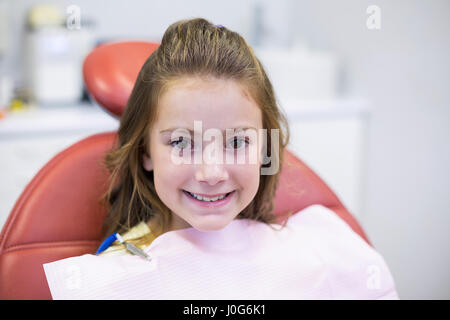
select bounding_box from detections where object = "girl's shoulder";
[286,204,354,229]
[286,204,368,246]
[99,221,155,257]
[286,204,378,264]
[286,204,399,299]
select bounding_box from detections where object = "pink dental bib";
[43,205,399,299]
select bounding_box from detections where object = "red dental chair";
[0,41,371,300]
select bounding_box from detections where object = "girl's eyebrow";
[159,126,258,134]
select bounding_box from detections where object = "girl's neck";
[146,214,191,238]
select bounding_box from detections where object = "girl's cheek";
[232,163,260,185]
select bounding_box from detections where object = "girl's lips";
[183,190,232,198]
[182,190,235,208]
[185,191,231,198]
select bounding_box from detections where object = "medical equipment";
[96,232,152,261]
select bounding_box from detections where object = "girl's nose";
[195,162,229,185]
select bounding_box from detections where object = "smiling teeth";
[188,192,227,202]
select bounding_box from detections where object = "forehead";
[154,77,262,131]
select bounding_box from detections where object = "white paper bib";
[44,205,399,299]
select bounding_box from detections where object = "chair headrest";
[83,41,160,118]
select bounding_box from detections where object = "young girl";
[43,18,399,299]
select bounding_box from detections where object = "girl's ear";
[142,151,153,171]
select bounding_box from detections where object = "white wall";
[290,0,450,299]
[0,0,291,86]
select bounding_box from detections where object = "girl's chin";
[187,216,234,232]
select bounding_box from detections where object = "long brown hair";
[99,18,290,244]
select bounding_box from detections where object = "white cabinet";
[0,104,119,228]
[283,99,370,219]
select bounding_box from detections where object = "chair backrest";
[83,41,160,118]
[0,133,115,299]
[0,41,371,300]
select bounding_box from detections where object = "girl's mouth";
[182,190,235,208]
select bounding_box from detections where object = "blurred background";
[0,0,449,299]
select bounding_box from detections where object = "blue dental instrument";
[96,232,152,261]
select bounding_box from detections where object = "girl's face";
[143,77,263,232]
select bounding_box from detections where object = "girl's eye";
[228,136,249,150]
[170,137,192,150]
